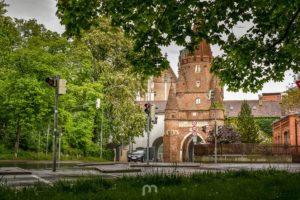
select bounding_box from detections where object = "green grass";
[0,170,299,199]
[0,151,108,162]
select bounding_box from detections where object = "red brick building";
[134,41,287,162]
[163,41,224,162]
[272,114,300,145]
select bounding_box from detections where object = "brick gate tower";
[163,41,224,162]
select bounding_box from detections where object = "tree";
[56,0,300,92]
[236,101,260,143]
[0,15,68,156]
[73,18,147,145]
[255,117,279,137]
[207,125,241,144]
[0,2,146,158]
[281,87,300,114]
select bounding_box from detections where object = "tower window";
[195,65,201,73]
[164,75,168,82]
[196,81,201,87]
[195,98,201,104]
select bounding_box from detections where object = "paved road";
[1,162,300,186]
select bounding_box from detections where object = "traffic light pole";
[214,118,218,164]
[146,112,150,165]
[52,75,59,172]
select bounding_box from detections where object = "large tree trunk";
[14,122,21,158]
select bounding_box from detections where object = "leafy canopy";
[56,0,300,92]
[281,87,300,114]
[0,1,146,157]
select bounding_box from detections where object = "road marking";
[31,175,53,186]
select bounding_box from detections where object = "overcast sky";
[5,0,295,100]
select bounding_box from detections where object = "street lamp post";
[96,98,103,159]
[209,89,218,164]
[100,109,103,159]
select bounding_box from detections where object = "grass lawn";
[0,151,108,162]
[0,170,299,200]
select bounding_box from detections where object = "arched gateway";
[152,137,164,161]
[181,133,205,162]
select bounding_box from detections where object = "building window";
[196,81,201,87]
[195,98,201,104]
[230,106,234,110]
[195,65,201,73]
[253,106,257,110]
[284,132,289,145]
[164,74,168,82]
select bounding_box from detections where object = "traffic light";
[58,79,67,95]
[150,104,157,124]
[144,103,151,114]
[202,126,207,133]
[296,80,300,89]
[45,77,56,87]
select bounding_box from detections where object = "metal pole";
[295,119,298,153]
[38,131,41,158]
[53,75,59,172]
[214,119,218,163]
[46,124,50,156]
[100,109,103,159]
[58,131,61,161]
[146,112,150,165]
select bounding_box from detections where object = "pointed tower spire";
[166,82,178,110]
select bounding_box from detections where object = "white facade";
[132,114,165,149]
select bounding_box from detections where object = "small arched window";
[195,65,201,73]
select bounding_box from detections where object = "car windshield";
[132,150,144,155]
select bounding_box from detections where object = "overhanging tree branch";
[267,7,300,51]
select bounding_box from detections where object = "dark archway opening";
[152,137,164,162]
[182,135,203,162]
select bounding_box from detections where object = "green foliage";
[57,0,300,92]
[0,6,146,159]
[281,87,300,113]
[255,117,279,137]
[1,170,300,199]
[237,101,260,143]
[225,117,238,130]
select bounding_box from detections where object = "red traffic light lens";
[45,77,55,87]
